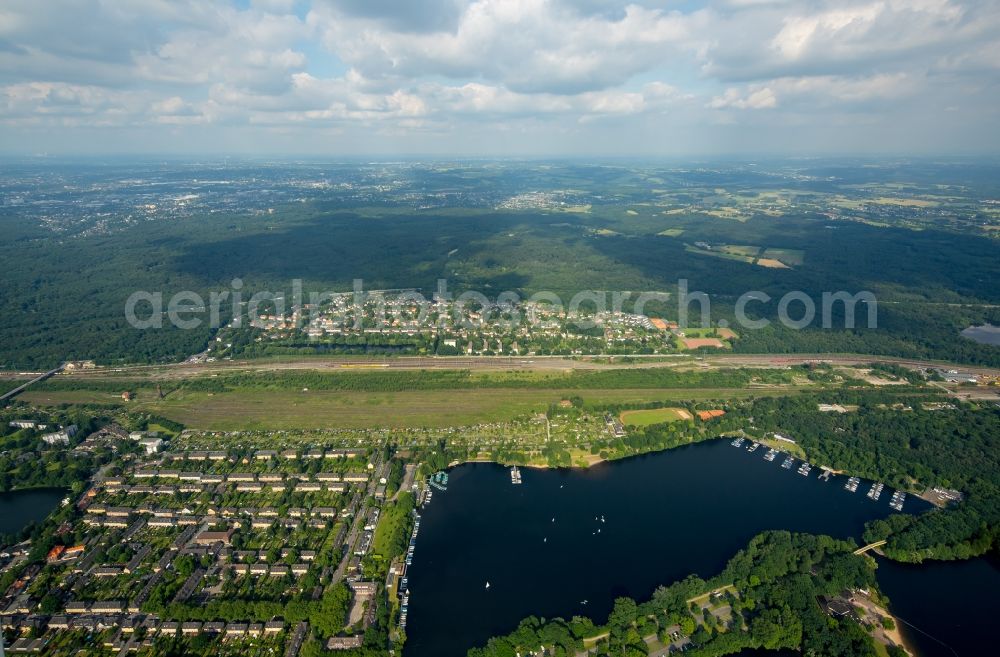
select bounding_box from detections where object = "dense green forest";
[468,531,896,657]
[3,197,1000,368]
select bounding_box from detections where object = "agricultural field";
[760,248,804,267]
[683,242,803,269]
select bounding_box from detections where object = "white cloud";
[310,0,705,94]
[709,86,778,109]
[0,0,997,153]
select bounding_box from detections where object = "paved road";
[394,464,417,502]
[284,621,308,657]
[332,444,388,584]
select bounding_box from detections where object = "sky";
[1,0,998,156]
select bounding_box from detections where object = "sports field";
[619,407,693,426]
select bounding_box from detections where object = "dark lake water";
[876,554,1000,657]
[0,487,66,535]
[405,439,928,657]
[960,323,1000,346]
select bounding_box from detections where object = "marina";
[428,471,449,491]
[404,439,927,657]
[732,439,910,511]
[397,513,421,631]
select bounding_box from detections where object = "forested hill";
[3,161,1000,369]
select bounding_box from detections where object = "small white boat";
[485,581,490,590]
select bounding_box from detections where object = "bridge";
[853,540,887,555]
[0,365,64,403]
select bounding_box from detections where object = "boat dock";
[428,471,449,491]
[741,438,897,505]
[399,591,409,629]
[396,512,420,631]
[510,466,522,485]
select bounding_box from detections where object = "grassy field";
[719,244,762,258]
[372,497,412,560]
[619,407,692,426]
[18,385,807,430]
[761,247,805,267]
[684,244,755,263]
[0,378,28,396]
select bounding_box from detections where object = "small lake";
[405,439,928,657]
[0,488,66,535]
[960,323,1000,346]
[876,554,1000,657]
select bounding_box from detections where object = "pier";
[428,471,449,491]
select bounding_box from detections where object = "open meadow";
[20,384,805,430]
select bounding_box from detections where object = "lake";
[0,487,66,535]
[876,554,1000,657]
[404,439,927,657]
[960,323,1000,346]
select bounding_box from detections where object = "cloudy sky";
[1,0,998,155]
